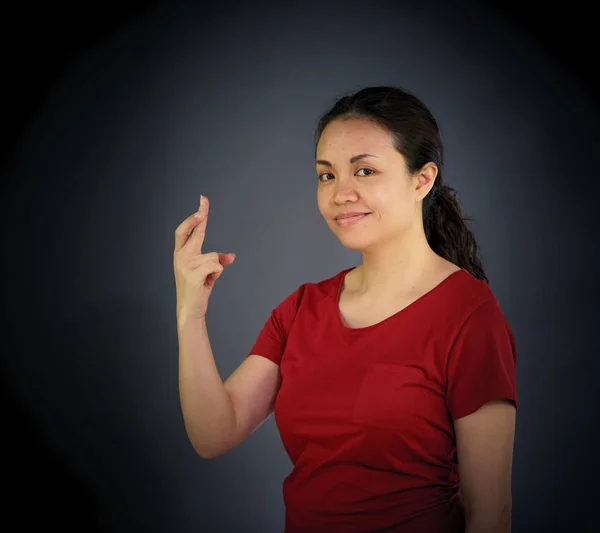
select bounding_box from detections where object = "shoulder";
[435,268,512,337]
[445,268,501,313]
[449,271,515,350]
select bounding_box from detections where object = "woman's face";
[316,118,435,252]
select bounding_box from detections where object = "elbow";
[195,445,229,460]
[189,435,232,460]
[184,430,224,460]
[183,411,239,459]
[194,445,216,460]
[191,442,221,460]
[464,501,512,533]
[188,436,224,459]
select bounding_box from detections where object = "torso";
[338,261,462,329]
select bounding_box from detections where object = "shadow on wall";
[1,358,104,531]
[1,291,192,533]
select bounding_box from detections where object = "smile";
[335,213,371,227]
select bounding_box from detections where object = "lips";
[335,212,371,220]
[334,213,371,227]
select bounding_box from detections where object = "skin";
[316,118,516,532]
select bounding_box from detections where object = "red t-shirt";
[247,266,518,533]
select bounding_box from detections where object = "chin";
[336,234,374,252]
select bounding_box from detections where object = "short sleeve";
[246,285,305,365]
[446,298,518,420]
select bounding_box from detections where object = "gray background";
[2,1,598,531]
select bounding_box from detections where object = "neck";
[355,226,441,296]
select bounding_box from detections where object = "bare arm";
[222,354,281,452]
[178,317,281,459]
[455,400,516,533]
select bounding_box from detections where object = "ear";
[414,162,438,201]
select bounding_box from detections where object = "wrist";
[177,308,207,328]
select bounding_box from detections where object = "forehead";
[316,118,394,159]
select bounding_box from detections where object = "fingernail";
[199,194,203,210]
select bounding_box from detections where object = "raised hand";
[173,195,236,321]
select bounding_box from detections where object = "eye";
[357,168,375,177]
[317,168,375,182]
[318,172,334,182]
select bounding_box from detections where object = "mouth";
[334,213,371,227]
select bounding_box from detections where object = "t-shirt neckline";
[334,266,467,333]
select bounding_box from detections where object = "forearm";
[178,317,237,458]
[465,503,512,533]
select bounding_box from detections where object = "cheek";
[370,189,397,217]
[316,189,327,215]
[371,189,413,223]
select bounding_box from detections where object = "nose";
[332,179,359,205]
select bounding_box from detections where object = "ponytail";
[423,183,488,283]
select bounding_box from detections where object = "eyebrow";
[315,153,378,166]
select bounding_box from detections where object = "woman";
[175,86,518,533]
